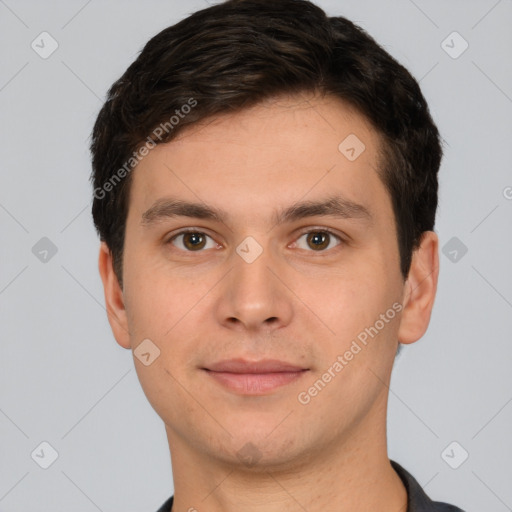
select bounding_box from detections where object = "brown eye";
[170,232,216,251]
[183,232,206,250]
[307,232,329,250]
[294,230,341,252]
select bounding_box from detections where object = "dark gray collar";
[156,460,464,512]
[391,460,464,511]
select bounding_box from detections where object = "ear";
[98,242,131,349]
[397,231,439,345]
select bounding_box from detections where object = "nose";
[214,245,293,334]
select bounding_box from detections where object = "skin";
[99,92,439,512]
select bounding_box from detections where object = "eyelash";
[293,228,344,252]
[167,228,220,252]
[166,227,345,253]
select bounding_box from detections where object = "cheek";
[306,268,376,324]
[125,274,199,340]
[302,261,401,355]
[122,240,193,332]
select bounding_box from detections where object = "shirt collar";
[391,459,439,511]
[158,460,457,512]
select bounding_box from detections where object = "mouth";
[202,359,309,395]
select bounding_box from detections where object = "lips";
[205,359,306,374]
[203,359,309,395]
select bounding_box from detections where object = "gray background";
[1,0,511,510]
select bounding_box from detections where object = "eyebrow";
[141,199,225,226]
[275,196,372,225]
[141,195,373,227]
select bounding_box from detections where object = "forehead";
[128,93,392,227]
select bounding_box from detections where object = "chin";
[204,430,309,473]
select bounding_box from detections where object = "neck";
[166,402,407,512]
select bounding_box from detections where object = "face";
[100,93,438,471]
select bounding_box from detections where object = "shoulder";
[390,460,465,512]
[431,504,466,512]
[155,495,174,512]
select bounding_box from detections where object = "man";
[90,0,464,510]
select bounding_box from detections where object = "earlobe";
[397,231,439,345]
[97,242,131,349]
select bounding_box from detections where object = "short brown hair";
[90,0,443,287]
